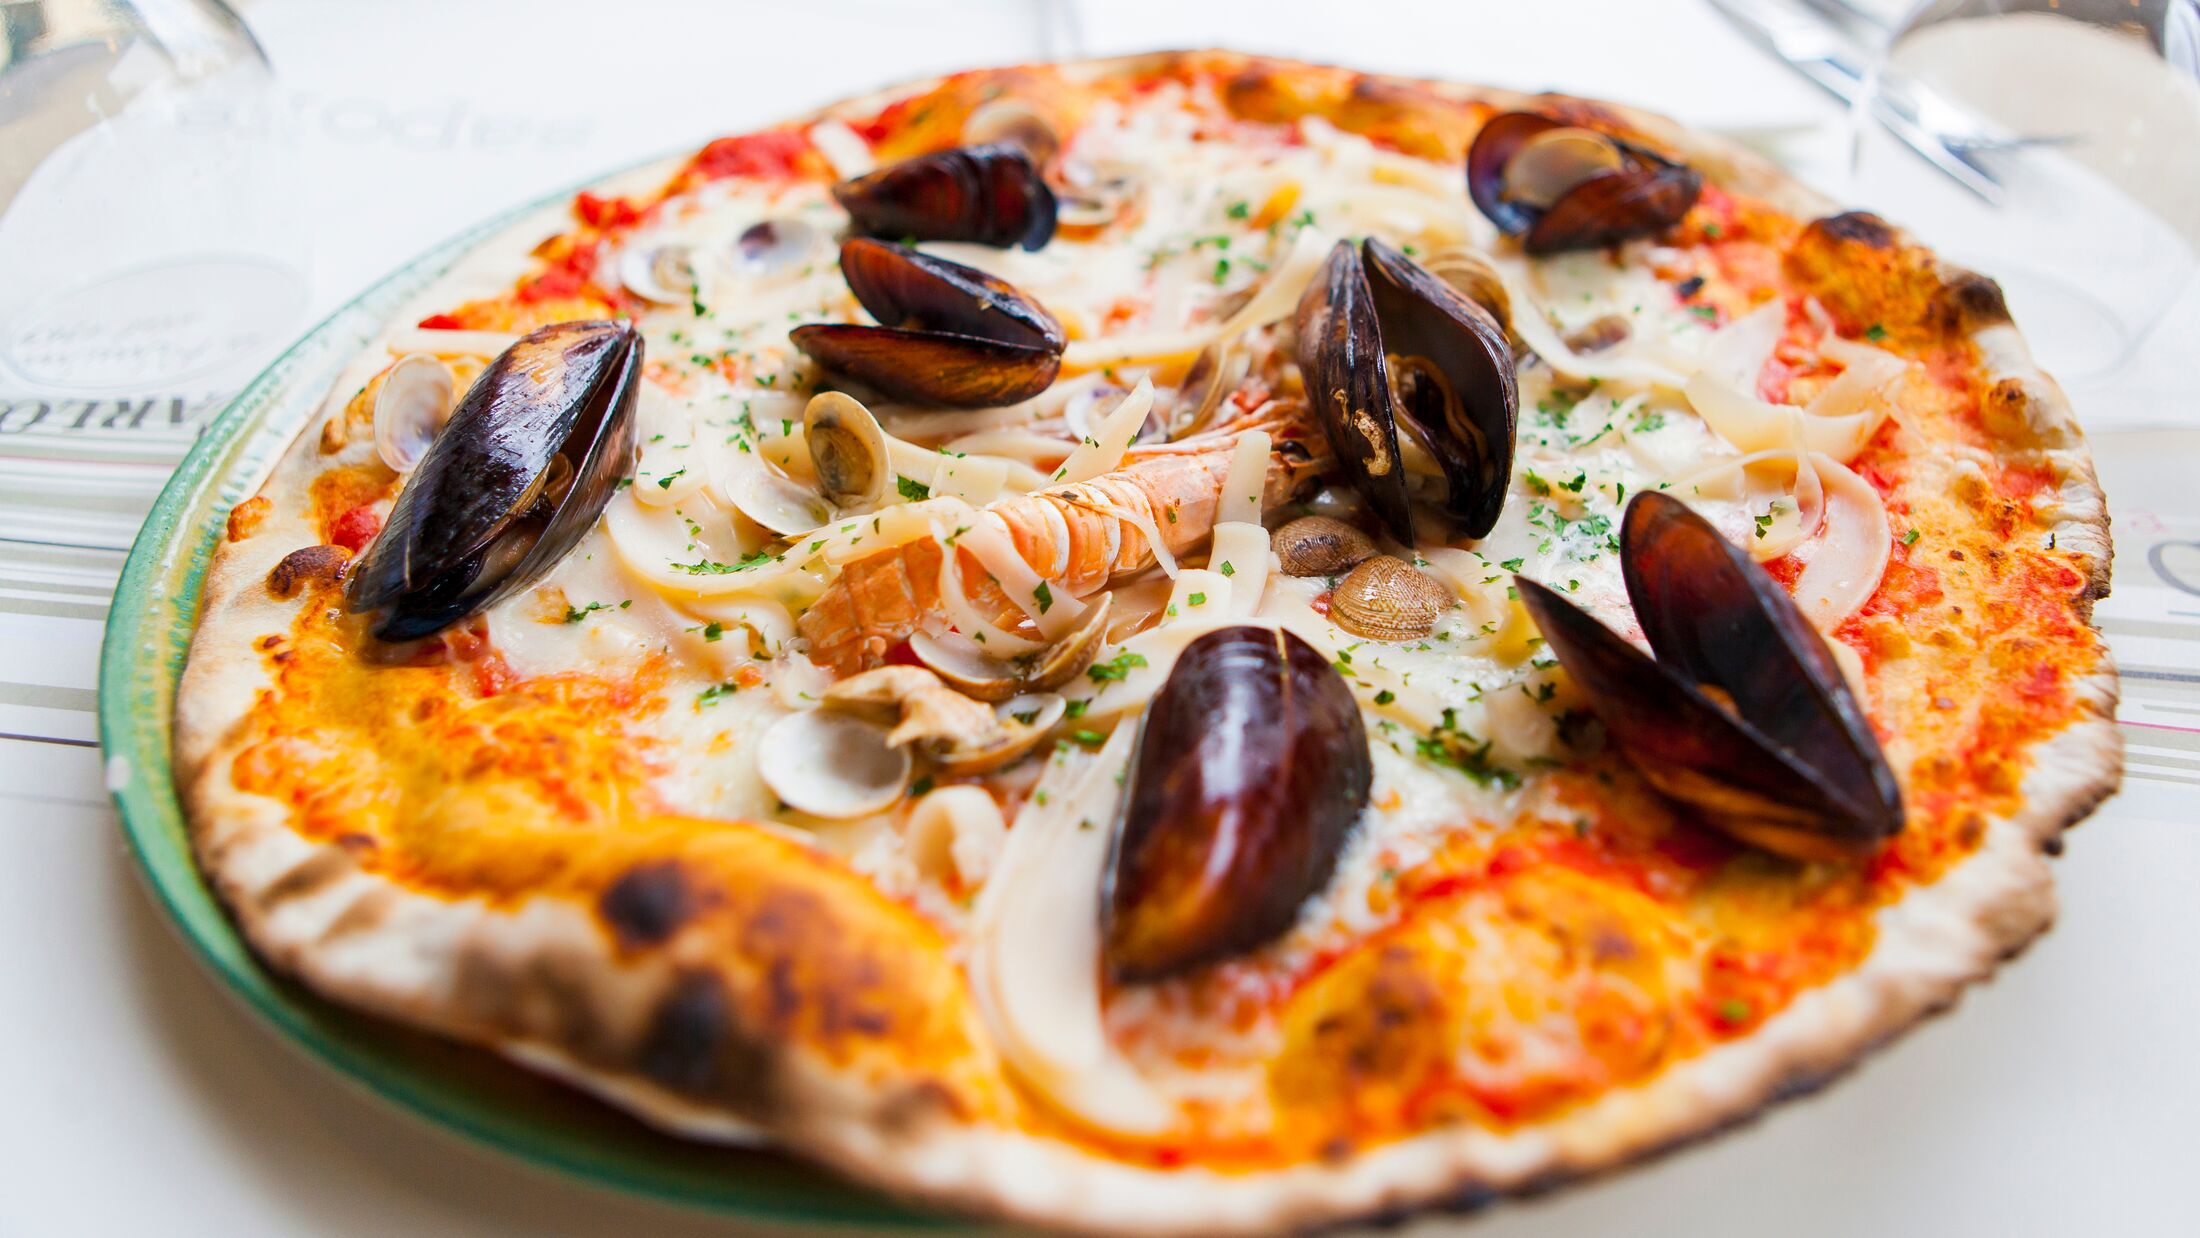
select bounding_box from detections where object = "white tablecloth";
[3,3,2193,1235]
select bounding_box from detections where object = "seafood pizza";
[175,53,2119,1232]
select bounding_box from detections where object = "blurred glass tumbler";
[1864,0,2200,379]
[0,0,308,395]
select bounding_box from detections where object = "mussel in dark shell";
[1293,238,1517,543]
[833,142,1056,250]
[346,320,640,642]
[792,238,1065,407]
[1516,491,1904,861]
[1104,626,1370,981]
[1468,112,1702,254]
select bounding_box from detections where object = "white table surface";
[3,2,2195,1235]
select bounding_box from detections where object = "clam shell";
[910,594,1111,702]
[1274,516,1377,578]
[371,353,457,474]
[1330,555,1448,642]
[932,692,1066,776]
[620,244,699,305]
[756,709,912,820]
[728,468,830,536]
[731,218,826,285]
[803,391,892,511]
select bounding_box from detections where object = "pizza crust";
[175,52,2121,1234]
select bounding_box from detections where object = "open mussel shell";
[1517,492,1904,861]
[1364,239,1516,537]
[833,142,1056,250]
[792,239,1064,408]
[1293,239,1517,543]
[1104,626,1371,982]
[1467,112,1703,254]
[1295,241,1411,542]
[346,320,640,642]
[961,98,1061,169]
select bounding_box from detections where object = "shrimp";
[799,400,1329,673]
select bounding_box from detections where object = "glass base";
[1976,264,2134,381]
[2,256,307,392]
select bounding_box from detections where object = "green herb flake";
[896,474,931,501]
[673,550,775,575]
[1033,581,1054,615]
[1087,651,1149,683]
[1902,527,1921,546]
[1412,710,1520,789]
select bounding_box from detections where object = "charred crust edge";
[599,860,702,950]
[1809,210,1899,249]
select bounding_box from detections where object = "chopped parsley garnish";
[1218,559,1236,577]
[673,550,774,575]
[655,468,685,489]
[1902,527,1922,546]
[1033,581,1054,615]
[1225,199,1251,219]
[1865,323,1888,342]
[562,601,617,623]
[1087,651,1149,683]
[1187,591,1206,607]
[896,474,930,501]
[697,681,739,707]
[1063,699,1090,719]
[699,621,724,642]
[1413,708,1521,789]
[1374,689,1396,706]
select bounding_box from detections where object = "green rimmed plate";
[95,187,941,1228]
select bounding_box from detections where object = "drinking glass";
[0,0,309,395]
[1861,0,2200,379]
